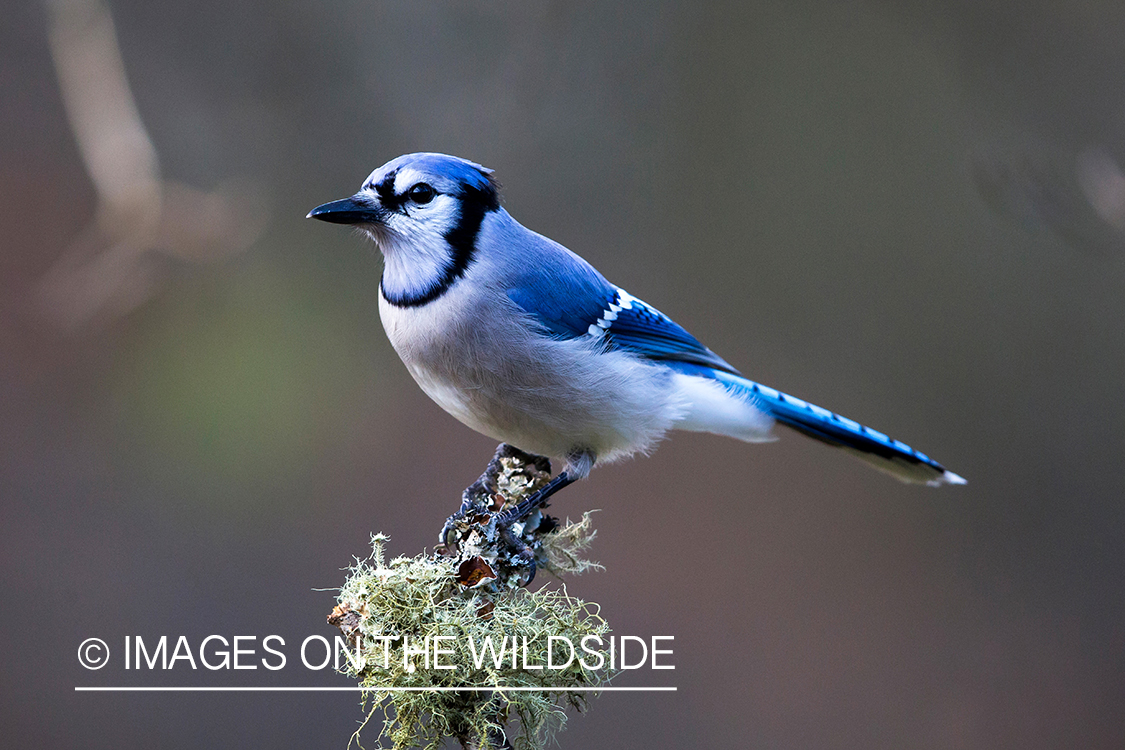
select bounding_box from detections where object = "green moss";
[335,525,613,750]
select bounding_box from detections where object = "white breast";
[378,274,483,427]
[377,268,686,463]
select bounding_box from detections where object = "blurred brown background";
[4,1,1124,748]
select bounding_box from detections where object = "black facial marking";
[380,180,499,308]
[373,170,403,209]
[466,179,501,212]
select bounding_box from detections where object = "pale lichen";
[329,449,614,750]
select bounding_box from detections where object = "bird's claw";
[437,443,568,588]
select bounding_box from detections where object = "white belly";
[378,284,686,463]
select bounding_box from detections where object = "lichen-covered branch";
[328,451,614,750]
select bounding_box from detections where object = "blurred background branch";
[39,0,265,330]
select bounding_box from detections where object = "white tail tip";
[927,470,967,487]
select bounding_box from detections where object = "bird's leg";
[493,467,577,586]
[440,446,591,586]
[495,449,594,526]
[490,451,592,585]
[494,471,576,526]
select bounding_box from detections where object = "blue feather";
[595,291,740,374]
[508,271,739,373]
[504,254,616,340]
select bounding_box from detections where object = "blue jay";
[309,153,964,521]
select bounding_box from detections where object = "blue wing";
[593,289,742,374]
[506,265,739,374]
[503,253,614,343]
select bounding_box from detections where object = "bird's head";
[308,153,501,306]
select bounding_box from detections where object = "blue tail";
[706,369,965,486]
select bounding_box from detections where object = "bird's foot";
[439,443,549,549]
[437,443,558,588]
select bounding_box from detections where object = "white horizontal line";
[75,686,676,692]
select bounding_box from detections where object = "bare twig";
[40,0,266,330]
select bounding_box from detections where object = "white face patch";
[379,191,460,235]
[377,193,463,301]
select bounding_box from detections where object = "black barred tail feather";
[714,371,966,486]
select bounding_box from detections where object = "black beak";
[306,195,384,225]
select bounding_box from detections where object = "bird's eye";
[408,183,436,205]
